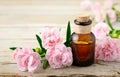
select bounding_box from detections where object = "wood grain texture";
[0,0,120,76]
[1,51,120,77]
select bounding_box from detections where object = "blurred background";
[0,0,120,51]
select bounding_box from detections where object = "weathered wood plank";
[0,60,120,77]
[0,0,118,24]
[0,0,82,5]
[0,0,119,5]
[0,40,37,52]
[0,24,70,51]
[0,51,120,77]
[0,25,67,39]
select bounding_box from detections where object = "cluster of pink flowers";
[92,22,120,61]
[80,0,92,11]
[42,28,73,68]
[12,28,73,73]
[95,37,120,61]
[82,0,120,61]
[92,22,110,39]
[80,0,116,23]
[13,48,41,73]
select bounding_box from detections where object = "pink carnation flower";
[108,10,117,23]
[92,2,106,22]
[92,2,102,12]
[13,48,41,73]
[46,44,73,68]
[13,48,21,61]
[42,28,62,49]
[95,37,120,61]
[92,22,110,39]
[80,0,92,10]
[104,0,113,9]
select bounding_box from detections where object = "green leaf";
[116,11,120,17]
[36,34,47,53]
[64,21,71,47]
[9,47,17,50]
[109,30,120,38]
[106,14,114,30]
[9,47,37,53]
[112,6,116,11]
[42,60,49,69]
[33,48,35,52]
[36,34,43,49]
[40,53,45,58]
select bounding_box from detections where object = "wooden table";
[0,51,120,77]
[0,0,120,77]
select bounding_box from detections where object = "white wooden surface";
[1,50,120,77]
[0,0,81,52]
[0,0,120,52]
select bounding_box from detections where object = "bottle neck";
[74,19,92,34]
[74,24,91,34]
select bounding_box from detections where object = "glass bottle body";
[71,32,95,66]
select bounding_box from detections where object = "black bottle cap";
[74,19,92,26]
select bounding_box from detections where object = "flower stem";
[106,14,114,30]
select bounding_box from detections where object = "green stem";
[42,60,49,69]
[106,14,114,30]
[36,34,47,53]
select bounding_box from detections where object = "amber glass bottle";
[70,14,95,66]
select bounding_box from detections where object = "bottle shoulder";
[71,32,95,38]
[71,32,95,44]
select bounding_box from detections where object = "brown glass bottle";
[70,14,95,66]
